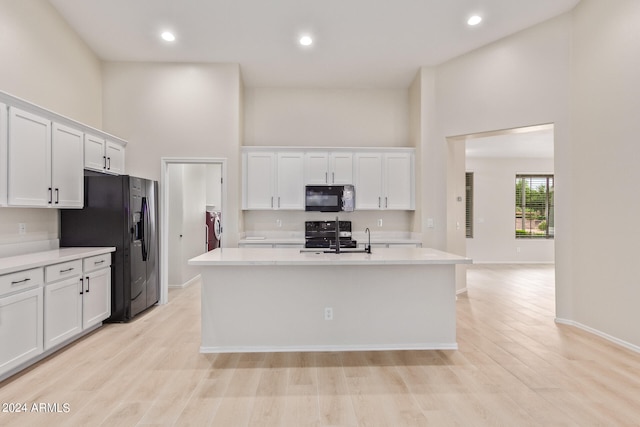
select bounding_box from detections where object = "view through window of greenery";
[515,175,554,238]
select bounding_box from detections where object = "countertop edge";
[0,247,116,276]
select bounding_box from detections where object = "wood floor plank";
[2,264,640,426]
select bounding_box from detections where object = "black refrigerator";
[60,174,159,322]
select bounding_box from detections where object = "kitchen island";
[188,247,471,353]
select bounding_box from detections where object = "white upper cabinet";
[354,153,384,209]
[244,147,413,211]
[105,140,125,175]
[0,91,128,207]
[304,152,329,185]
[0,103,7,206]
[276,152,305,209]
[243,150,304,210]
[244,151,276,209]
[383,152,414,210]
[355,151,414,210]
[51,123,84,208]
[84,134,125,175]
[8,108,84,208]
[8,107,52,207]
[304,152,353,185]
[84,133,106,171]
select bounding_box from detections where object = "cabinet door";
[0,287,43,376]
[8,107,51,207]
[276,152,304,209]
[330,152,353,184]
[304,152,329,184]
[84,133,106,172]
[244,152,275,209]
[44,277,82,350]
[105,140,125,175]
[384,153,413,210]
[354,153,383,209]
[52,123,84,208]
[82,268,111,329]
[0,103,7,206]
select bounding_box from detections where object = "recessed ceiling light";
[161,31,176,42]
[467,15,482,26]
[299,35,313,46]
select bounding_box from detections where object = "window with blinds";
[465,172,473,238]
[515,175,554,238]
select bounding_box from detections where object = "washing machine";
[205,210,221,250]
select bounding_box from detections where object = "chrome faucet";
[334,216,340,254]
[364,227,371,254]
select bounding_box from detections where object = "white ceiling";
[48,0,580,88]
[465,126,554,159]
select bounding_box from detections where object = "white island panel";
[190,247,471,353]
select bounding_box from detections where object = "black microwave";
[305,185,355,212]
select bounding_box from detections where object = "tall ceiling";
[48,0,580,88]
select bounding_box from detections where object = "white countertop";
[0,247,116,276]
[189,247,471,266]
[238,231,423,246]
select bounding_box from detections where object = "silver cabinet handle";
[325,172,328,183]
[271,197,274,208]
[378,197,381,208]
[278,197,281,208]
[11,278,31,286]
[94,260,105,265]
[60,267,75,273]
[332,172,335,183]
[385,197,388,208]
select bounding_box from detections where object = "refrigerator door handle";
[141,197,148,261]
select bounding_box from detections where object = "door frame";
[159,157,227,304]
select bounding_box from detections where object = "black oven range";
[304,220,357,249]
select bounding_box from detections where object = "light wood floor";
[2,264,640,426]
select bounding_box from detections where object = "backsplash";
[0,208,59,257]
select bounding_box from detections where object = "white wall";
[180,164,207,283]
[244,88,409,147]
[242,87,413,233]
[0,0,103,252]
[432,13,573,316]
[568,0,640,347]
[167,164,208,286]
[167,165,184,286]
[466,157,555,263]
[101,62,242,247]
[205,164,222,209]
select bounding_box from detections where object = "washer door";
[213,215,222,240]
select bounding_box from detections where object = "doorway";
[159,157,227,304]
[449,124,555,264]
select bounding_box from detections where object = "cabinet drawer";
[83,253,111,273]
[0,268,44,297]
[45,260,82,283]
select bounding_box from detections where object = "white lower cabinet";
[44,255,111,350]
[0,267,44,376]
[82,265,111,329]
[44,275,82,350]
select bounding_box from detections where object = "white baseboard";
[470,261,554,265]
[200,342,459,354]
[555,318,640,354]
[169,274,202,289]
[456,288,468,295]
